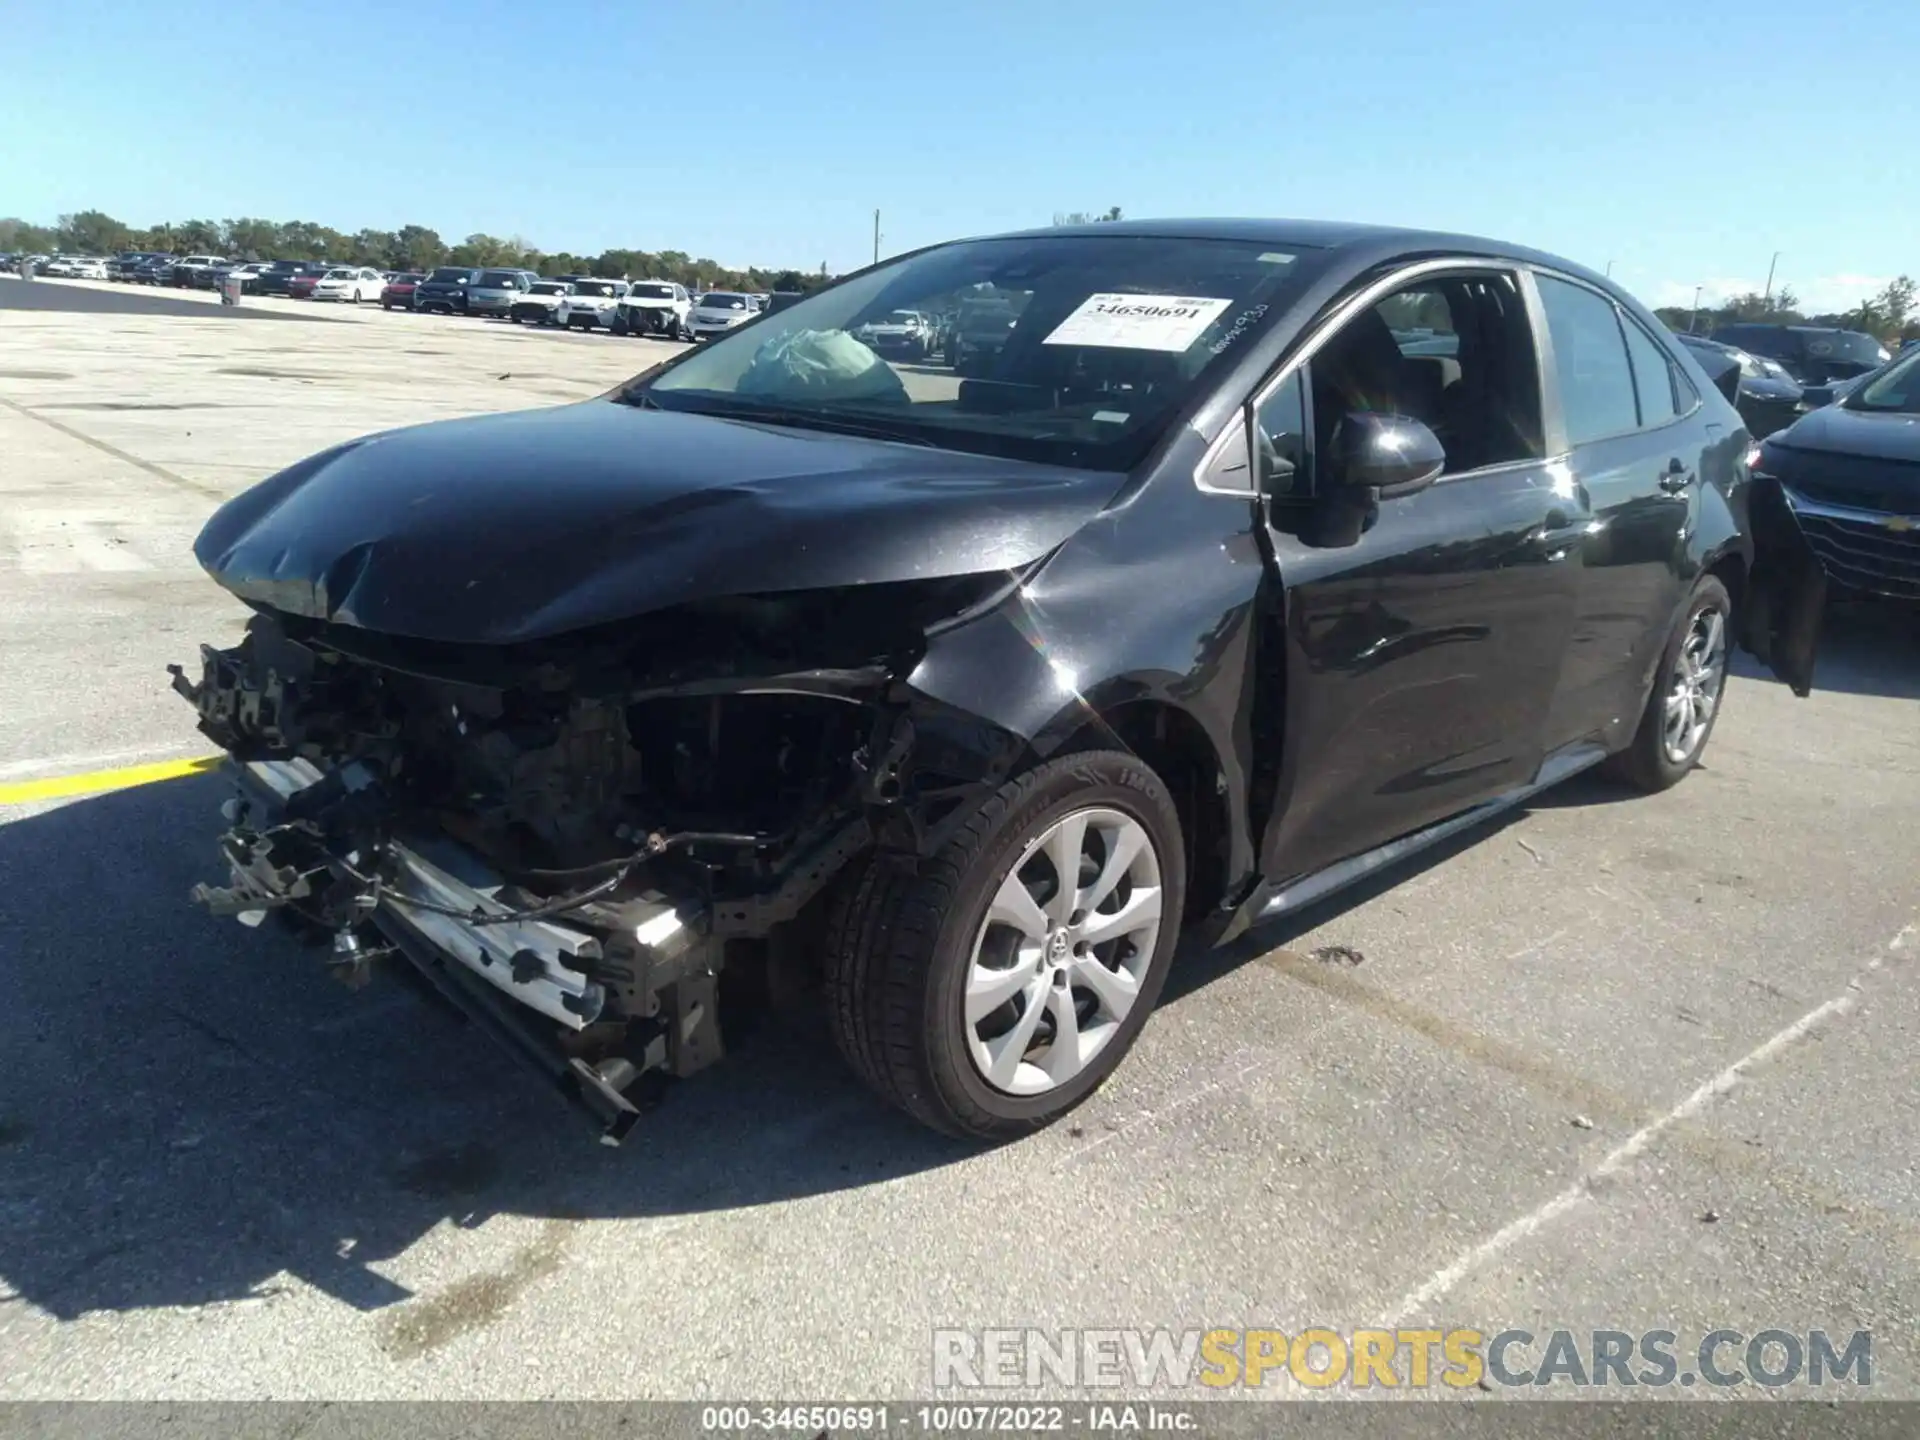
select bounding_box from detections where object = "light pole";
[872,210,881,266]
[1763,251,1781,307]
[1690,286,1703,333]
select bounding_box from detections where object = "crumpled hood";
[1775,404,1920,466]
[193,400,1122,645]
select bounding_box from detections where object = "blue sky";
[3,0,1913,309]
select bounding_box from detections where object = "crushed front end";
[171,582,1015,1141]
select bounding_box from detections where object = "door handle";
[1526,510,1589,557]
[1659,458,1695,493]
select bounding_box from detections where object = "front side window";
[637,233,1328,471]
[1536,275,1638,446]
[1252,370,1307,496]
[1309,271,1540,480]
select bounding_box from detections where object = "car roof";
[965,216,1606,285]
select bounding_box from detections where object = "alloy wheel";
[1663,604,1726,764]
[964,807,1165,1096]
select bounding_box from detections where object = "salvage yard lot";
[1,277,1916,1400]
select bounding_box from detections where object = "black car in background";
[177,219,1827,1142]
[109,251,168,281]
[1712,324,1889,387]
[413,266,482,314]
[164,255,227,288]
[252,259,328,296]
[131,256,178,284]
[1754,344,1920,601]
[1675,333,1803,438]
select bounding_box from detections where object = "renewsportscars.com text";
[933,1327,1873,1390]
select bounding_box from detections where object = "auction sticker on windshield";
[1044,293,1233,352]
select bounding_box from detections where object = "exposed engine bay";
[171,578,1021,1141]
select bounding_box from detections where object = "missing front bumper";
[190,758,719,1142]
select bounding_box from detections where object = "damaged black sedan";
[174,220,1826,1142]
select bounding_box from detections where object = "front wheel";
[1606,575,1732,792]
[826,749,1186,1139]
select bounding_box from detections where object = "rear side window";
[1537,275,1637,446]
[1621,318,1680,426]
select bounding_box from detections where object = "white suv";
[555,278,629,330]
[612,280,693,339]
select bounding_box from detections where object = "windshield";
[700,293,750,310]
[637,233,1321,471]
[322,269,352,279]
[427,268,472,283]
[880,310,922,325]
[530,282,567,295]
[478,270,521,286]
[1847,350,1920,414]
[572,281,617,297]
[632,283,676,299]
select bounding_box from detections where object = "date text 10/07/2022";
[698,1404,1197,1433]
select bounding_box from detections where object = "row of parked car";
[385,267,773,340]
[24,250,782,342]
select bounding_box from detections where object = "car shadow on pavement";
[0,774,969,1322]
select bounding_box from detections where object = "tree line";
[1652,276,1919,346]
[0,210,836,295]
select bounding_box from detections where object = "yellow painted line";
[0,754,223,805]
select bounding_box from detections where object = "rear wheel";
[825,749,1185,1138]
[1606,575,1732,792]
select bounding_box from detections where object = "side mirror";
[1337,412,1445,498]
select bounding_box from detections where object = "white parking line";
[1383,936,1903,1325]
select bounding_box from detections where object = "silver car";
[688,291,759,341]
[467,268,541,317]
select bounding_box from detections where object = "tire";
[825,748,1186,1139]
[1605,575,1733,793]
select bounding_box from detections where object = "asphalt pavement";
[0,283,1915,1404]
[0,273,337,321]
